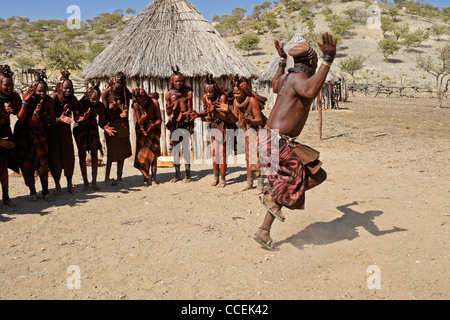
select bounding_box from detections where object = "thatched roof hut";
[255,27,344,110]
[82,0,259,159]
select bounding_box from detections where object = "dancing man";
[253,33,337,251]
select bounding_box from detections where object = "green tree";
[264,12,279,33]
[380,16,395,38]
[231,7,247,19]
[343,8,357,22]
[85,44,106,62]
[322,7,333,17]
[235,33,260,55]
[46,44,85,70]
[281,0,302,13]
[415,44,449,108]
[431,24,448,41]
[253,1,273,20]
[377,38,401,61]
[393,23,409,41]
[388,6,400,21]
[326,14,354,37]
[94,26,107,39]
[15,57,35,70]
[0,32,17,48]
[98,13,124,28]
[402,29,429,51]
[250,21,266,35]
[299,7,314,22]
[394,0,407,8]
[126,8,136,15]
[338,55,367,82]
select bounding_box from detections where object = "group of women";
[0,65,268,206]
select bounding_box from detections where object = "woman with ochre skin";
[0,65,21,207]
[74,84,108,192]
[14,72,56,201]
[49,71,77,195]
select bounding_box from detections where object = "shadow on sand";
[277,201,407,250]
[0,166,248,221]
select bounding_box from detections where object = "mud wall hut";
[81,0,259,160]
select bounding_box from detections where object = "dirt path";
[0,96,448,300]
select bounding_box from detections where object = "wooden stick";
[318,88,323,140]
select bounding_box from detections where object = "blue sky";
[0,0,448,22]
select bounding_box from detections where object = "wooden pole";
[318,88,323,140]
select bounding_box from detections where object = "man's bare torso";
[267,72,314,137]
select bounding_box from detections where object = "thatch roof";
[81,0,259,80]
[257,27,340,84]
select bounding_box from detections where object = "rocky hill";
[0,0,448,91]
[223,0,449,90]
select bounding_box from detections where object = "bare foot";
[217,179,227,188]
[170,176,182,183]
[105,179,118,186]
[211,179,219,187]
[68,186,77,195]
[92,183,100,191]
[43,193,54,202]
[184,177,192,183]
[3,198,16,208]
[241,184,254,192]
[83,184,90,192]
[53,187,62,196]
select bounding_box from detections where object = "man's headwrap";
[204,74,226,97]
[288,41,318,65]
[54,70,73,94]
[170,65,185,90]
[81,82,101,101]
[231,75,256,98]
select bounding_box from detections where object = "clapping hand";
[316,32,338,58]
[275,40,287,60]
[22,87,35,103]
[4,102,13,115]
[0,137,14,149]
[104,123,117,136]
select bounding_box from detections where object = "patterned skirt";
[134,125,161,175]
[260,129,322,210]
[245,128,261,172]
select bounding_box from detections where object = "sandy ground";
[0,95,448,300]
